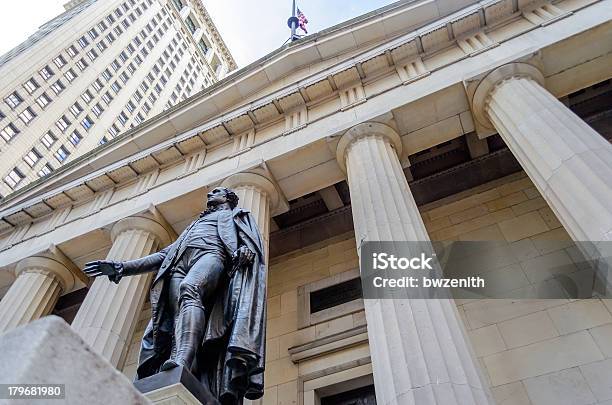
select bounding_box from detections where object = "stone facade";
[0,0,610,403]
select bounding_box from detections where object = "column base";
[134,365,218,405]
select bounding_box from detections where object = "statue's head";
[206,187,239,209]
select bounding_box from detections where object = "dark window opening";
[310,278,362,314]
[321,384,376,405]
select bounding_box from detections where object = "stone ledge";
[289,325,368,363]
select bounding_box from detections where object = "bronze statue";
[84,187,267,405]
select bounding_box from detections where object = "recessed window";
[4,168,25,189]
[101,91,113,105]
[118,111,128,125]
[24,148,42,167]
[98,20,108,32]
[114,25,123,36]
[39,65,54,80]
[86,49,98,61]
[120,72,129,84]
[97,41,107,52]
[23,78,40,94]
[92,103,104,118]
[81,115,94,131]
[50,80,65,95]
[64,69,77,83]
[54,145,70,163]
[36,93,52,109]
[78,36,89,49]
[38,163,54,177]
[4,92,23,109]
[108,123,119,137]
[53,55,67,69]
[1,123,19,141]
[111,60,121,72]
[41,131,57,149]
[81,90,93,104]
[106,32,115,44]
[87,28,98,41]
[126,100,135,113]
[111,81,121,94]
[69,130,82,146]
[99,136,109,145]
[66,45,78,58]
[92,79,104,92]
[56,115,71,132]
[76,58,88,72]
[18,107,36,125]
[102,69,112,81]
[106,14,115,25]
[69,102,83,118]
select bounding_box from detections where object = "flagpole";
[287,0,299,41]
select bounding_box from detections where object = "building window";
[88,28,98,41]
[56,116,71,132]
[120,72,129,84]
[78,36,89,49]
[106,14,116,25]
[198,39,209,55]
[108,123,120,137]
[67,45,78,58]
[86,49,98,61]
[54,145,70,163]
[41,131,57,149]
[81,116,94,131]
[18,107,36,125]
[35,93,51,109]
[69,102,83,118]
[97,41,107,52]
[69,130,82,146]
[53,55,67,69]
[126,100,135,113]
[114,25,123,36]
[4,168,25,189]
[111,81,121,94]
[118,111,128,125]
[102,69,112,81]
[119,51,128,63]
[64,69,77,83]
[98,20,108,32]
[92,103,104,117]
[298,269,363,329]
[50,80,65,95]
[81,90,93,104]
[24,148,42,167]
[4,92,23,109]
[76,58,88,72]
[23,78,40,94]
[92,79,104,92]
[38,163,54,177]
[101,92,113,105]
[1,123,19,141]
[39,65,54,80]
[99,136,108,145]
[106,32,116,44]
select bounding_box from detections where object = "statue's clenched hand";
[84,260,124,284]
[232,246,255,268]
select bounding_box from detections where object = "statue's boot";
[161,304,206,371]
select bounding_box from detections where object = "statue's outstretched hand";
[84,260,124,284]
[232,246,255,268]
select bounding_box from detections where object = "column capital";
[16,253,76,292]
[336,122,402,171]
[471,62,545,129]
[221,172,282,212]
[111,213,173,246]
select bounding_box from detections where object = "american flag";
[297,8,309,34]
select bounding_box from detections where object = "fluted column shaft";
[223,172,279,262]
[473,63,612,283]
[72,214,172,367]
[337,123,491,405]
[0,255,76,333]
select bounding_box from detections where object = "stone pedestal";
[0,252,76,333]
[72,213,173,367]
[336,122,492,405]
[0,316,150,404]
[135,366,218,405]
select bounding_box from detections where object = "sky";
[0,0,398,68]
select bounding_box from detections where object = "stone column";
[336,122,492,405]
[472,63,612,278]
[0,252,76,332]
[222,172,281,260]
[72,213,173,368]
